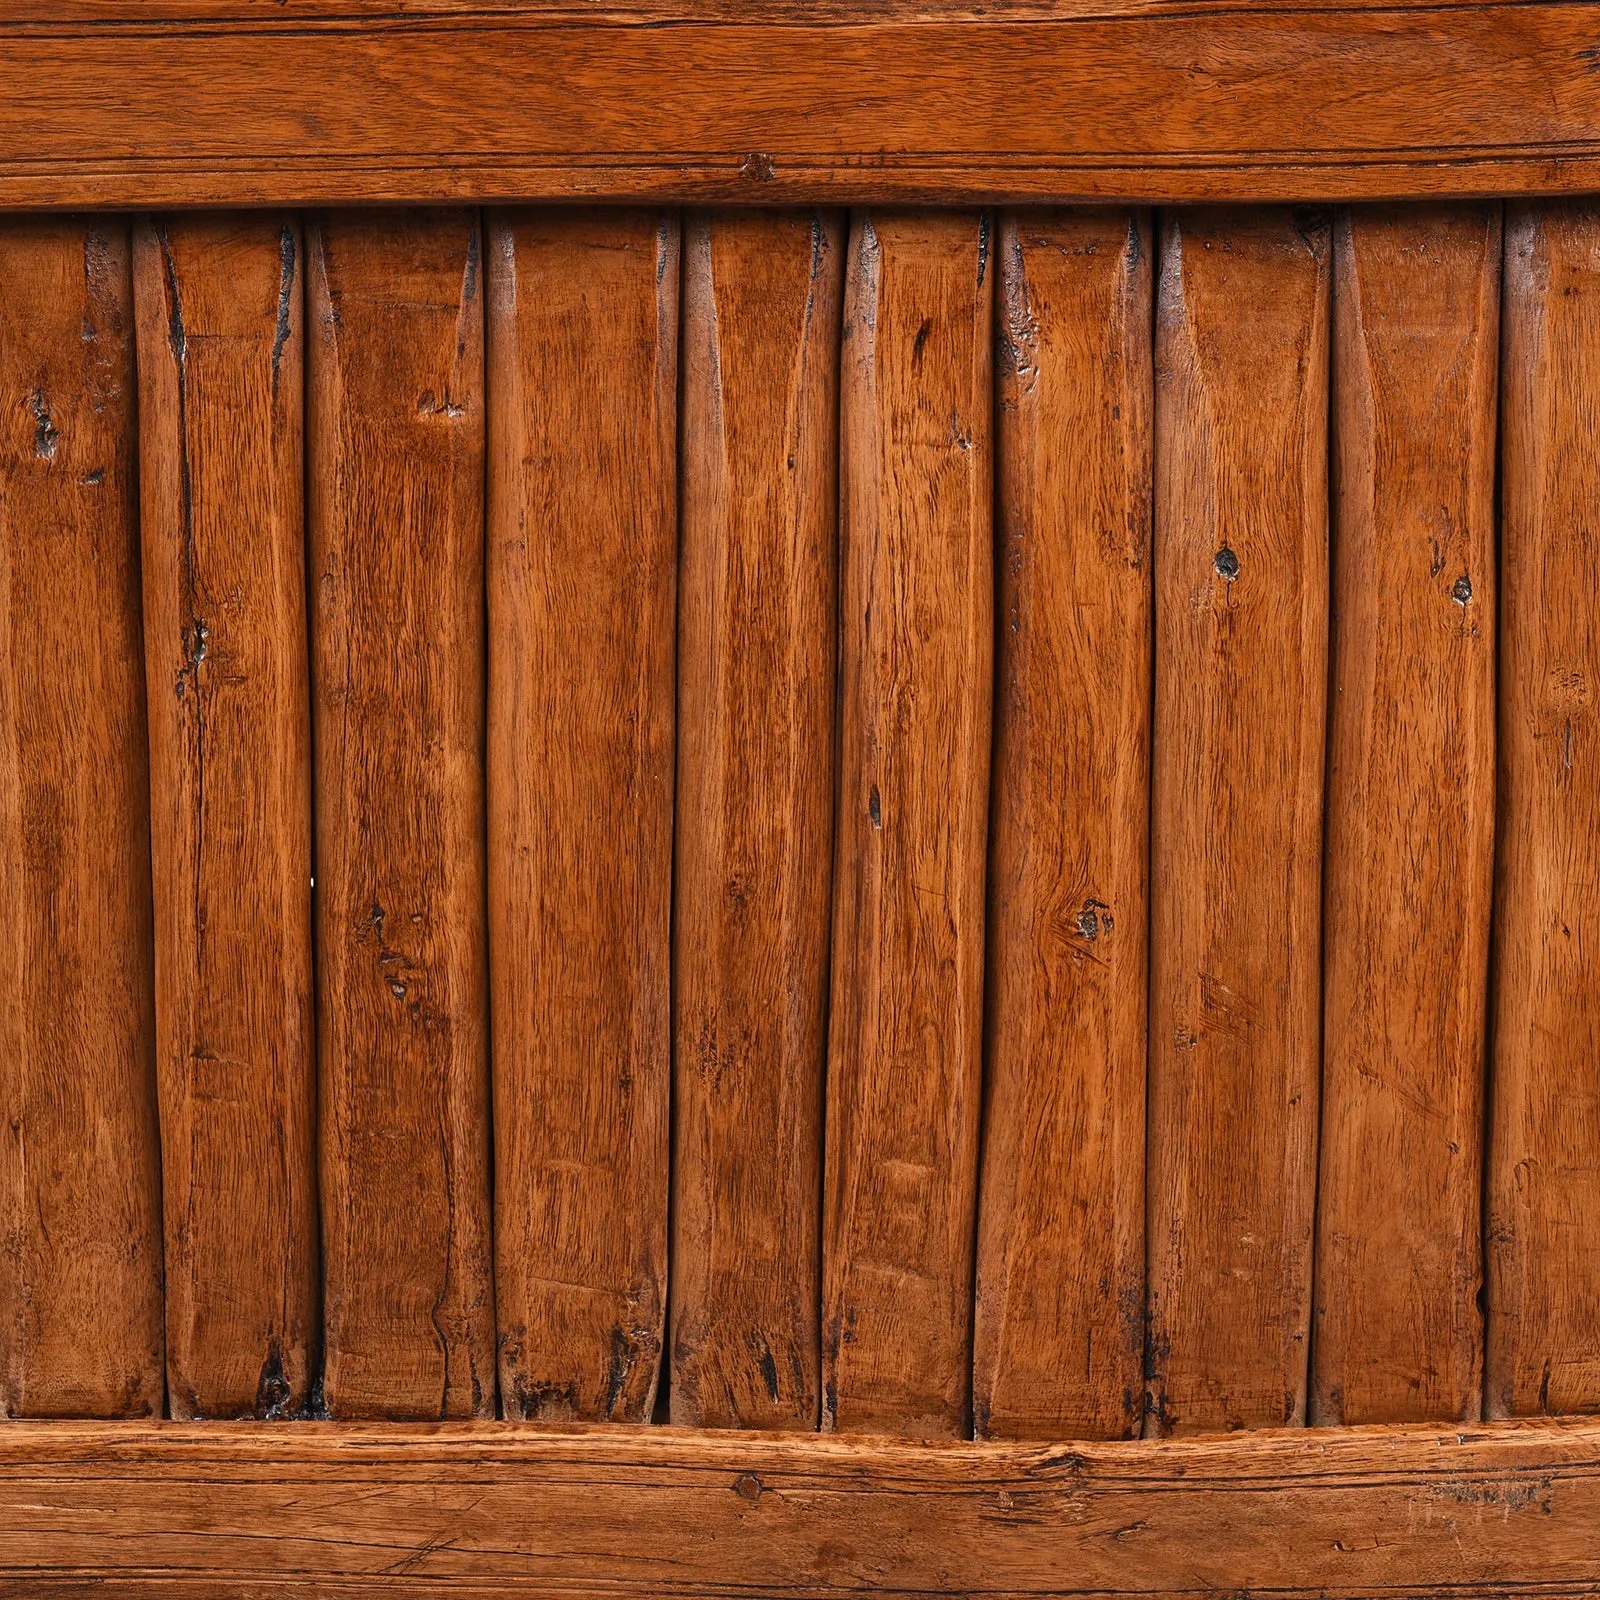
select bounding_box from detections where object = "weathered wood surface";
[4,186,1600,1491]
[672,210,842,1431]
[973,209,1151,1443]
[0,220,165,1420]
[308,209,495,1420]
[1146,208,1330,1437]
[1,1420,1599,1595]
[1314,204,1499,1428]
[487,209,676,1423]
[5,0,1571,18]
[824,210,992,1439]
[9,6,1600,206]
[133,213,318,1422]
[1490,200,1600,1420]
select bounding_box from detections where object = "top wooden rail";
[5,0,1600,207]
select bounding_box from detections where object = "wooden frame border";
[5,2,1600,206]
[1,1418,1597,1593]
[5,17,1598,1594]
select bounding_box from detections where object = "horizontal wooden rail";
[5,1,1600,206]
[0,1419,1597,1594]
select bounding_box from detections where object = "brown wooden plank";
[308,209,494,1421]
[1489,200,1600,1420]
[7,7,1600,209]
[0,0,1545,21]
[0,220,164,1418]
[824,210,992,1439]
[486,209,676,1424]
[2,1419,1600,1596]
[1146,208,1329,1438]
[132,213,318,1422]
[671,210,842,1431]
[972,211,1152,1444]
[1313,205,1499,1429]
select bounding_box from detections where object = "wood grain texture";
[824,210,992,1440]
[1490,200,1600,1420]
[133,214,318,1422]
[1147,208,1329,1438]
[487,209,676,1424]
[1,0,1547,20]
[1314,205,1499,1429]
[0,221,164,1419]
[671,210,842,1431]
[973,210,1152,1444]
[6,7,1600,207]
[308,209,494,1421]
[2,1419,1600,1595]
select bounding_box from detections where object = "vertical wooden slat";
[133,214,318,1421]
[487,210,677,1423]
[308,210,494,1421]
[0,220,164,1417]
[1147,209,1330,1438]
[1313,205,1499,1428]
[1490,200,1600,1418]
[671,211,843,1431]
[823,210,992,1439]
[972,210,1153,1442]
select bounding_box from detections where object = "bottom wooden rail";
[0,1419,1597,1595]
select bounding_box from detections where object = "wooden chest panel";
[2,13,1600,1589]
